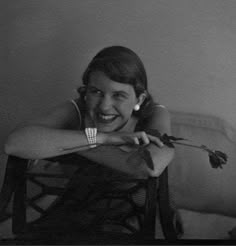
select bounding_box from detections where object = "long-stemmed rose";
[144,129,228,169]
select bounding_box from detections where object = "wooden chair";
[0,154,180,244]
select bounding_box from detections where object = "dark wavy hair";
[78,46,155,121]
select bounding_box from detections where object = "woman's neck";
[119,116,138,132]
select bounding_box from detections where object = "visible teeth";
[99,114,116,120]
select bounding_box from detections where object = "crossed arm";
[4,101,174,178]
[77,106,174,177]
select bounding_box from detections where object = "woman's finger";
[139,131,150,145]
[147,134,164,147]
[132,132,149,146]
[133,137,140,145]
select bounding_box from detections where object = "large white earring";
[134,104,140,111]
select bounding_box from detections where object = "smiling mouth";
[97,113,118,123]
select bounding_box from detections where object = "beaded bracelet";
[85,128,97,148]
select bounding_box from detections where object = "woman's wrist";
[97,132,108,145]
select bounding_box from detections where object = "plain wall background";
[1,0,236,184]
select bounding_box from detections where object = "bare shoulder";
[21,100,82,130]
[153,104,171,122]
[144,104,172,135]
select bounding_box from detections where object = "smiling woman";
[84,71,139,133]
[4,46,176,241]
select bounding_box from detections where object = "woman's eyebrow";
[113,90,130,96]
[87,85,100,90]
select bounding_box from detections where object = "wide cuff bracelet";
[85,128,97,148]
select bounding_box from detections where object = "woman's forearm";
[4,124,174,178]
[77,144,174,178]
[4,126,104,159]
[146,144,175,176]
[78,145,149,178]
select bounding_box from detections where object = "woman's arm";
[142,105,175,176]
[4,100,159,161]
[78,145,150,178]
[5,100,172,177]
[77,106,174,178]
[4,101,97,159]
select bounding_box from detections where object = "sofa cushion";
[168,111,236,217]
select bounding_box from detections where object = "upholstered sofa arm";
[168,111,236,239]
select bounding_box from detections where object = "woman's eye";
[88,88,102,95]
[113,93,126,100]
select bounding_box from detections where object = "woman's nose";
[99,96,113,111]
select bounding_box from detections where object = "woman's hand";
[98,131,164,148]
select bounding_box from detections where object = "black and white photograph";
[0,0,236,244]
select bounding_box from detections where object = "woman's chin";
[97,123,125,133]
[95,118,134,132]
[95,118,121,132]
[96,124,116,133]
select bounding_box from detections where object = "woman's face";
[85,71,140,132]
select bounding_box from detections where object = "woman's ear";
[77,86,86,95]
[137,92,146,106]
[134,92,147,111]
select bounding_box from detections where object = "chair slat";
[0,156,22,218]
[12,157,28,234]
[27,172,70,179]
